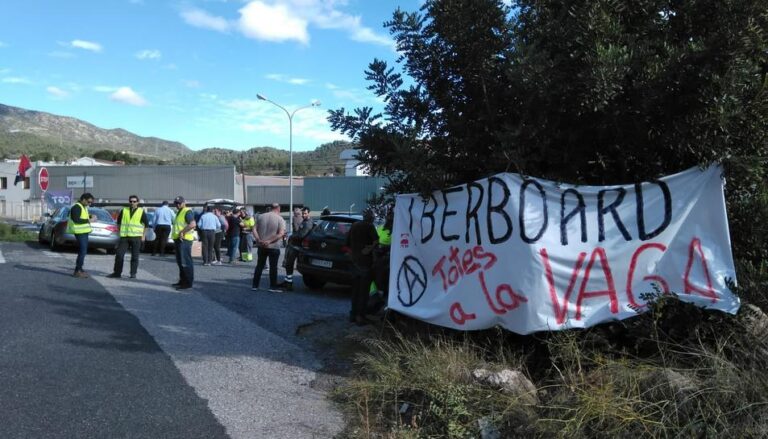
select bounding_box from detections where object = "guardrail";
[0,201,43,222]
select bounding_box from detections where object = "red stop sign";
[39,167,49,191]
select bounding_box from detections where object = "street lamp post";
[256,94,320,233]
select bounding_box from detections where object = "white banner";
[388,165,739,334]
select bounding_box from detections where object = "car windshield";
[313,219,356,240]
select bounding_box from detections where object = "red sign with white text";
[39,167,49,191]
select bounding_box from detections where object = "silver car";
[38,206,120,252]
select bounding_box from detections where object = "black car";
[296,214,362,290]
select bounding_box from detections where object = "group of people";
[68,194,318,293]
[67,193,391,325]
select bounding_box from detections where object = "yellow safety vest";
[67,202,92,235]
[172,207,195,241]
[119,207,145,238]
[241,216,255,233]
[376,225,392,246]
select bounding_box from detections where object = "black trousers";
[154,225,171,255]
[200,230,216,264]
[253,247,280,288]
[114,237,141,276]
[213,231,223,262]
[351,263,373,319]
[283,245,298,275]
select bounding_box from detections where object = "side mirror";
[44,212,52,218]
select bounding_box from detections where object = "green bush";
[338,298,768,438]
[0,223,35,242]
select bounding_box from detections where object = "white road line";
[41,251,65,258]
[0,248,5,264]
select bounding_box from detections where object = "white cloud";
[2,77,31,84]
[47,86,69,98]
[71,39,103,52]
[135,49,162,60]
[184,1,391,48]
[265,73,310,85]
[183,79,201,88]
[181,8,230,33]
[238,1,309,44]
[109,86,148,106]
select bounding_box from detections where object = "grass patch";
[0,222,37,242]
[336,296,768,438]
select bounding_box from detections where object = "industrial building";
[2,149,388,220]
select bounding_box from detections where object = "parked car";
[38,206,119,252]
[296,214,362,290]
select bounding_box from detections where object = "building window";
[23,177,30,189]
[0,177,6,190]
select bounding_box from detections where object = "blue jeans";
[227,235,240,261]
[175,239,194,286]
[74,233,89,272]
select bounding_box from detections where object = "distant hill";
[0,103,189,161]
[173,141,350,176]
[0,102,351,175]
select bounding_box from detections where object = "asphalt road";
[0,240,350,438]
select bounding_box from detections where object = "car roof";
[320,214,363,221]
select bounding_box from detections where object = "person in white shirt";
[152,200,175,256]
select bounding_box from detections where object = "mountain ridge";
[0,103,350,175]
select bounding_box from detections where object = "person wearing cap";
[152,200,174,256]
[171,196,196,290]
[106,195,149,279]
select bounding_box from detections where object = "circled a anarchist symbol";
[397,256,428,307]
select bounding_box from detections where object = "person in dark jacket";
[346,209,379,325]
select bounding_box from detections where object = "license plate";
[310,258,332,268]
[92,229,110,236]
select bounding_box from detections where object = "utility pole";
[240,153,247,205]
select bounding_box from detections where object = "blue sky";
[0,0,417,152]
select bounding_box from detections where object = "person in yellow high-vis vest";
[107,195,149,279]
[172,196,196,290]
[369,209,394,314]
[68,192,96,278]
[239,209,255,262]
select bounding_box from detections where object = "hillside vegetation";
[331,0,768,437]
[0,102,351,175]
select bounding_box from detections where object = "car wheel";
[302,274,326,290]
[38,226,46,244]
[49,231,59,251]
[106,246,117,255]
